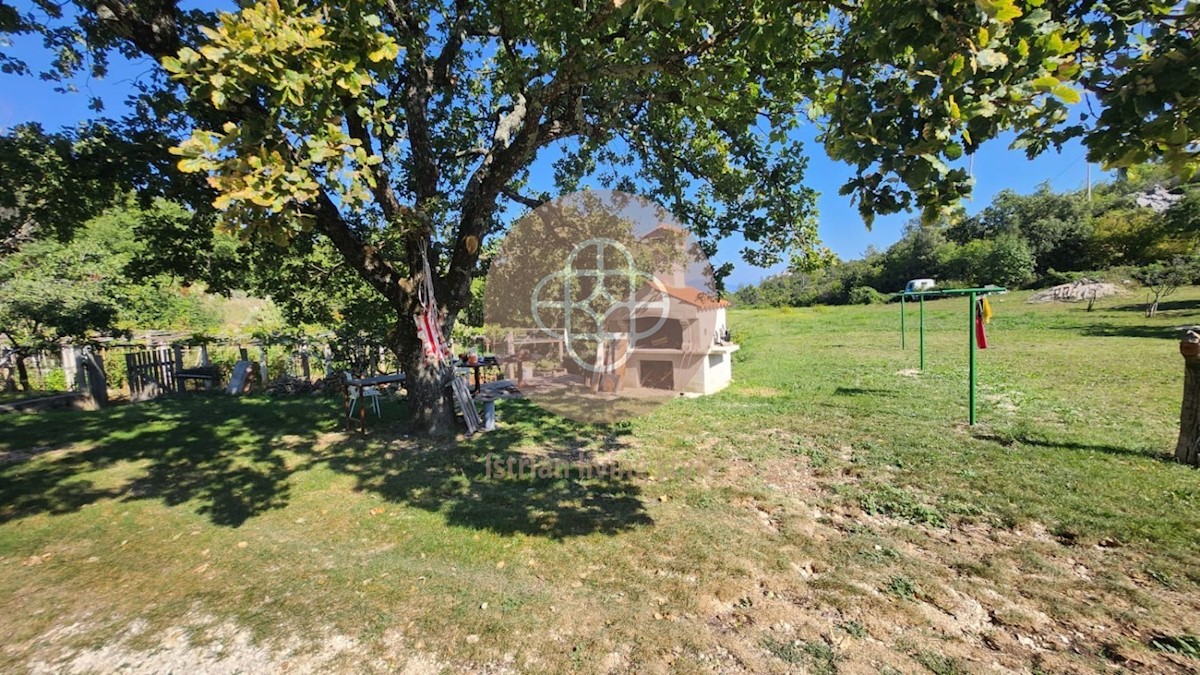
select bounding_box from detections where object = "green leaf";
[1045,32,1065,54]
[1051,85,1081,104]
[948,54,966,76]
[976,0,1023,22]
[1032,75,1059,91]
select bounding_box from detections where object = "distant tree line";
[733,165,1200,307]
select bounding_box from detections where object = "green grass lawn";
[2,288,1199,673]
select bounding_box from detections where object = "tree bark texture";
[394,315,456,436]
[15,354,31,392]
[1175,336,1200,466]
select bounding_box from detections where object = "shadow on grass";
[1068,323,1183,340]
[316,398,650,538]
[1108,298,1200,315]
[0,394,651,538]
[833,386,897,397]
[0,396,318,527]
[972,430,1177,464]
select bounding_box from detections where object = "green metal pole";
[968,292,977,425]
[900,294,906,350]
[919,294,926,370]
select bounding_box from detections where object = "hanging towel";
[414,245,453,366]
[975,300,989,349]
[980,297,993,324]
[415,310,451,364]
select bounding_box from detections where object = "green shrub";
[43,368,67,391]
[101,349,127,390]
[848,286,886,305]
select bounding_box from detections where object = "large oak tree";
[2,0,1195,435]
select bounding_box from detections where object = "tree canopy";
[2,0,1196,432]
[733,169,1200,307]
[0,123,127,257]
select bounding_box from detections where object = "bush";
[728,326,750,362]
[848,286,887,305]
[1040,268,1089,287]
[101,349,127,390]
[43,368,67,391]
[985,235,1037,288]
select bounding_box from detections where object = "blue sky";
[0,28,1104,291]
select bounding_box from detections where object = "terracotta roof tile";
[659,285,729,309]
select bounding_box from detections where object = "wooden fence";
[125,348,178,402]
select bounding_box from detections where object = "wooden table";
[344,372,407,433]
[454,357,501,394]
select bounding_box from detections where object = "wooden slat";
[451,376,481,434]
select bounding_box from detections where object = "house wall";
[620,300,736,395]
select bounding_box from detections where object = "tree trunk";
[14,353,30,392]
[394,314,456,437]
[1176,336,1200,466]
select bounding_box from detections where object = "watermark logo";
[483,454,639,480]
[530,238,671,374]
[485,190,727,423]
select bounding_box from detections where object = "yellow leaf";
[177,47,200,64]
[367,41,399,63]
[177,157,206,173]
[200,45,229,61]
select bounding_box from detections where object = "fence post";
[125,352,136,400]
[79,350,108,409]
[158,346,170,394]
[172,345,185,393]
[61,344,79,391]
[259,342,269,386]
[505,331,516,380]
[300,341,311,380]
[323,343,333,377]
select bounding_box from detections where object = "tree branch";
[343,100,408,222]
[92,0,183,60]
[307,190,413,310]
[500,187,549,210]
[432,0,468,89]
[389,2,439,204]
